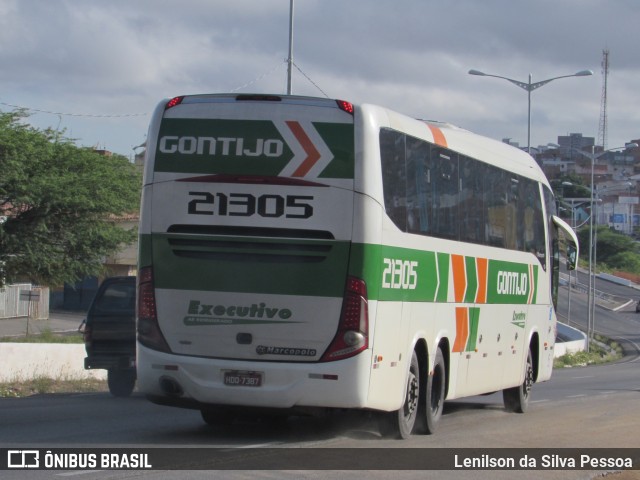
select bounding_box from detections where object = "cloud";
[0,0,638,154]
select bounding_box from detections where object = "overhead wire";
[0,100,147,118]
[291,61,329,98]
[230,58,330,98]
[0,59,330,118]
[230,62,284,93]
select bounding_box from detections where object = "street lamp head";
[574,70,594,77]
[468,69,487,76]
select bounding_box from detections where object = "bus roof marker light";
[336,100,354,115]
[165,96,185,110]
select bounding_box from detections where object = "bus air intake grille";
[167,225,334,240]
[166,234,334,264]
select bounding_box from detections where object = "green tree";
[577,225,640,273]
[551,174,589,198]
[607,251,640,274]
[0,111,141,286]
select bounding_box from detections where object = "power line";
[230,62,284,93]
[229,59,329,99]
[292,61,329,98]
[0,100,147,118]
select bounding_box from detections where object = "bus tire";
[107,369,136,397]
[378,350,420,439]
[503,348,533,413]
[425,347,445,434]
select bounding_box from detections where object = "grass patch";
[554,334,623,368]
[0,329,83,344]
[0,376,107,398]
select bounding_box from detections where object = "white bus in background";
[136,93,578,438]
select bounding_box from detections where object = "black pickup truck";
[79,276,136,397]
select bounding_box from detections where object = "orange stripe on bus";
[286,120,321,177]
[427,124,448,148]
[453,307,469,353]
[451,254,467,303]
[475,257,488,304]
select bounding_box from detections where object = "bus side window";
[380,129,407,231]
[406,136,431,235]
[431,148,459,240]
[459,156,485,244]
[484,166,507,249]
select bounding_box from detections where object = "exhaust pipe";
[159,376,184,397]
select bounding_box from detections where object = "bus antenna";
[287,0,294,95]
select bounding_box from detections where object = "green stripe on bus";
[145,233,350,297]
[355,245,538,305]
[465,307,480,352]
[435,252,450,303]
[314,123,355,179]
[154,119,354,179]
[142,235,540,305]
[138,233,153,268]
[486,260,537,304]
[464,256,477,304]
[155,119,290,175]
[349,244,450,302]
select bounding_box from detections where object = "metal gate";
[0,284,49,320]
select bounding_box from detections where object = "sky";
[1,0,639,158]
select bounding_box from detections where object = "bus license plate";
[223,371,263,387]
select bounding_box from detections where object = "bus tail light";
[320,277,369,362]
[137,267,172,353]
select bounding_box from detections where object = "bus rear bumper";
[137,345,373,410]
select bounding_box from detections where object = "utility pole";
[287,0,294,95]
[597,49,610,151]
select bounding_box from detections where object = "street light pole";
[590,163,596,348]
[573,144,638,349]
[468,69,593,152]
[559,181,583,327]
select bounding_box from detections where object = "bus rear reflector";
[320,277,368,362]
[137,267,171,353]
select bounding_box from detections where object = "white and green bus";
[137,93,578,437]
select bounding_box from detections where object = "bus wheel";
[503,349,533,413]
[425,347,445,434]
[107,369,136,397]
[378,351,420,439]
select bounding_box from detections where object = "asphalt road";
[1,274,639,479]
[0,310,85,338]
[557,272,640,359]
[0,357,637,447]
[1,358,639,479]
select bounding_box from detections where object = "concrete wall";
[555,322,587,357]
[0,344,106,382]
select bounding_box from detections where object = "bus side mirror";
[552,215,579,271]
[566,244,577,271]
